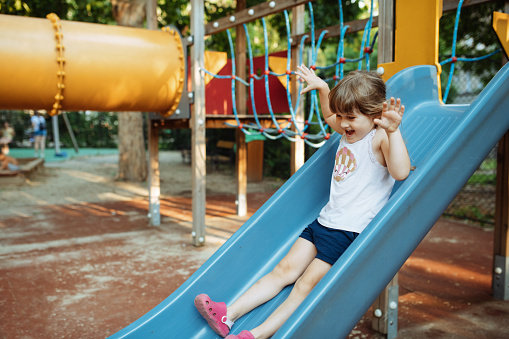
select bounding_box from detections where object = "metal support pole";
[290,4,305,175]
[61,112,79,153]
[493,255,509,300]
[191,0,206,246]
[52,115,61,155]
[372,1,399,337]
[148,120,161,226]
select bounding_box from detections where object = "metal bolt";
[495,267,503,275]
[191,231,196,237]
[269,1,276,8]
[377,66,385,75]
[213,22,219,28]
[374,309,382,318]
[229,16,236,22]
[248,9,254,15]
[389,301,397,310]
[199,237,205,243]
[187,36,194,45]
[175,109,181,115]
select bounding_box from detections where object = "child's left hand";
[374,97,405,133]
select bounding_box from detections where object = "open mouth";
[345,130,355,138]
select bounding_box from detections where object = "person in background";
[0,121,15,154]
[31,111,47,158]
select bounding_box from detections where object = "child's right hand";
[295,64,329,95]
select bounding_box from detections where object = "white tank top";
[317,129,395,233]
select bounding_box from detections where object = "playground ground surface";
[0,150,508,339]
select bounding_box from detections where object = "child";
[194,65,411,339]
[0,147,20,171]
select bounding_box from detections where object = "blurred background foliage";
[0,0,506,182]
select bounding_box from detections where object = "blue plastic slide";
[109,64,509,338]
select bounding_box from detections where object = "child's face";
[336,110,376,143]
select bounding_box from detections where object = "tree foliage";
[2,0,506,178]
[0,0,115,23]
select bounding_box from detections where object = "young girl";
[194,65,411,339]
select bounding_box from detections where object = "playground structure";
[1,0,509,338]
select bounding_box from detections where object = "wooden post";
[372,1,399,338]
[148,120,161,226]
[236,130,247,216]
[493,1,509,300]
[377,0,394,63]
[290,4,306,175]
[191,0,207,246]
[247,140,264,182]
[147,0,160,226]
[236,0,248,216]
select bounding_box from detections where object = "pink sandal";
[225,330,255,339]
[194,294,234,337]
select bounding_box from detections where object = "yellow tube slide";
[0,14,185,116]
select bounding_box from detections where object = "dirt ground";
[0,151,508,339]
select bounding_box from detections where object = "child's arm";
[374,97,411,181]
[295,65,344,134]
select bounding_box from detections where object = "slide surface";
[109,64,509,338]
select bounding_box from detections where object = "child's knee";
[272,259,300,284]
[294,274,320,296]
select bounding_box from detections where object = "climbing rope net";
[440,0,502,103]
[201,0,503,147]
[200,0,377,148]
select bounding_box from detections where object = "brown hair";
[328,70,386,117]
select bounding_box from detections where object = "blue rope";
[440,49,501,65]
[283,10,306,138]
[244,23,264,132]
[317,31,378,71]
[226,29,263,136]
[308,2,316,66]
[262,17,283,136]
[197,0,380,147]
[334,0,346,82]
[226,29,243,130]
[443,0,464,103]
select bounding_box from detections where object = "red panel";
[204,51,291,116]
[205,60,233,115]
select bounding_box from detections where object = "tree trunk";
[111,0,148,181]
[117,112,147,181]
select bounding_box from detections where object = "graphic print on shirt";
[333,147,357,182]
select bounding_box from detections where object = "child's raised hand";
[295,64,328,95]
[374,97,405,133]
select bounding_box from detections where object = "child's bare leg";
[34,136,41,156]
[227,238,317,322]
[250,258,331,339]
[40,136,45,156]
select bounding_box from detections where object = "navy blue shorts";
[299,219,359,265]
